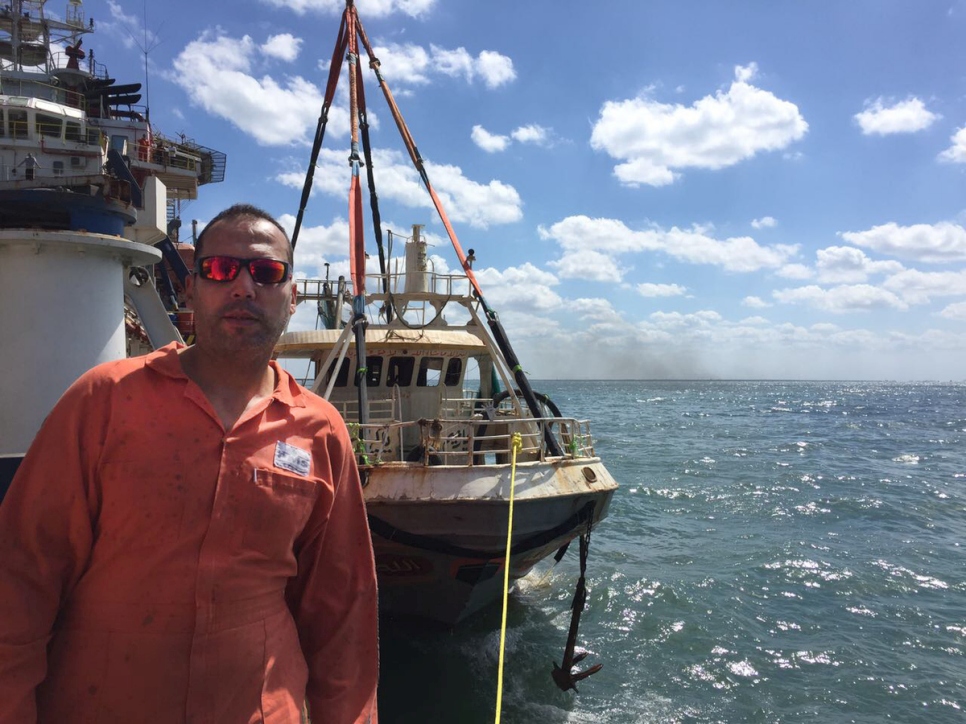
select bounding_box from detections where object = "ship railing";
[351,270,472,299]
[162,147,199,172]
[64,1,87,30]
[345,413,596,467]
[87,57,111,82]
[0,162,132,200]
[294,279,331,301]
[5,117,94,143]
[0,77,85,107]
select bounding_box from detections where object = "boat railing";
[0,77,85,107]
[0,163,128,194]
[5,118,99,147]
[347,413,596,467]
[159,145,200,173]
[355,270,473,299]
[87,57,111,82]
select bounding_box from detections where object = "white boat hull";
[363,458,617,624]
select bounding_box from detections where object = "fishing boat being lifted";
[275,1,619,642]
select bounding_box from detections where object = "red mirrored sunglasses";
[195,256,291,285]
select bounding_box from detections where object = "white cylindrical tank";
[404,224,430,293]
[0,230,160,456]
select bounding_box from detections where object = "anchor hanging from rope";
[551,530,603,692]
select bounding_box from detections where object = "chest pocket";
[241,469,322,560]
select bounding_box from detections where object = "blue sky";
[84,0,966,379]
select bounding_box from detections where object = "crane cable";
[494,432,523,724]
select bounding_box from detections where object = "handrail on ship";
[354,415,595,466]
[308,402,596,467]
[295,270,474,304]
[0,77,86,108]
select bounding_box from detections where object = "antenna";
[126,0,164,124]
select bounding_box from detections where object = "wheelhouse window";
[332,358,351,387]
[444,358,463,387]
[52,160,64,176]
[36,113,62,138]
[8,110,28,139]
[387,356,414,387]
[65,120,83,142]
[359,355,383,387]
[417,357,444,387]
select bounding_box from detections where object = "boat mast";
[290,0,563,456]
[346,4,369,429]
[352,11,564,456]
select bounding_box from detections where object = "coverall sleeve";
[287,420,379,724]
[0,374,102,722]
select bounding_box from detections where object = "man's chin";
[198,330,275,355]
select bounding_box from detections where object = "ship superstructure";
[0,0,225,495]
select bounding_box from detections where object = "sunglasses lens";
[197,256,289,284]
[200,256,241,281]
[249,259,289,284]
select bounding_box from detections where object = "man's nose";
[229,266,258,297]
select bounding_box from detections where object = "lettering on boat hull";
[375,554,433,579]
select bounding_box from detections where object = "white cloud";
[372,42,433,85]
[773,284,909,313]
[751,216,777,229]
[815,246,904,284]
[573,298,625,324]
[261,33,302,62]
[538,215,799,280]
[840,222,966,263]
[853,97,940,136]
[939,301,966,320]
[276,147,523,228]
[472,124,553,153]
[476,50,516,88]
[742,296,771,308]
[637,283,687,298]
[503,300,966,380]
[938,126,966,163]
[589,62,808,186]
[650,310,723,329]
[548,249,624,282]
[431,45,474,82]
[473,263,561,312]
[882,268,966,304]
[510,124,550,145]
[260,0,436,17]
[427,161,523,228]
[278,214,348,270]
[375,43,514,89]
[471,125,510,153]
[776,263,813,280]
[172,30,337,146]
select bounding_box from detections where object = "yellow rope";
[494,432,523,724]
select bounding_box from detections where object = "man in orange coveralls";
[0,204,379,723]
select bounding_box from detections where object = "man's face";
[185,217,297,357]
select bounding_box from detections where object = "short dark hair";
[195,203,293,263]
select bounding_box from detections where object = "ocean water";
[378,381,966,723]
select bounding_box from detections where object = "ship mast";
[290,0,565,456]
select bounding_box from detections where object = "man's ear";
[289,281,297,314]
